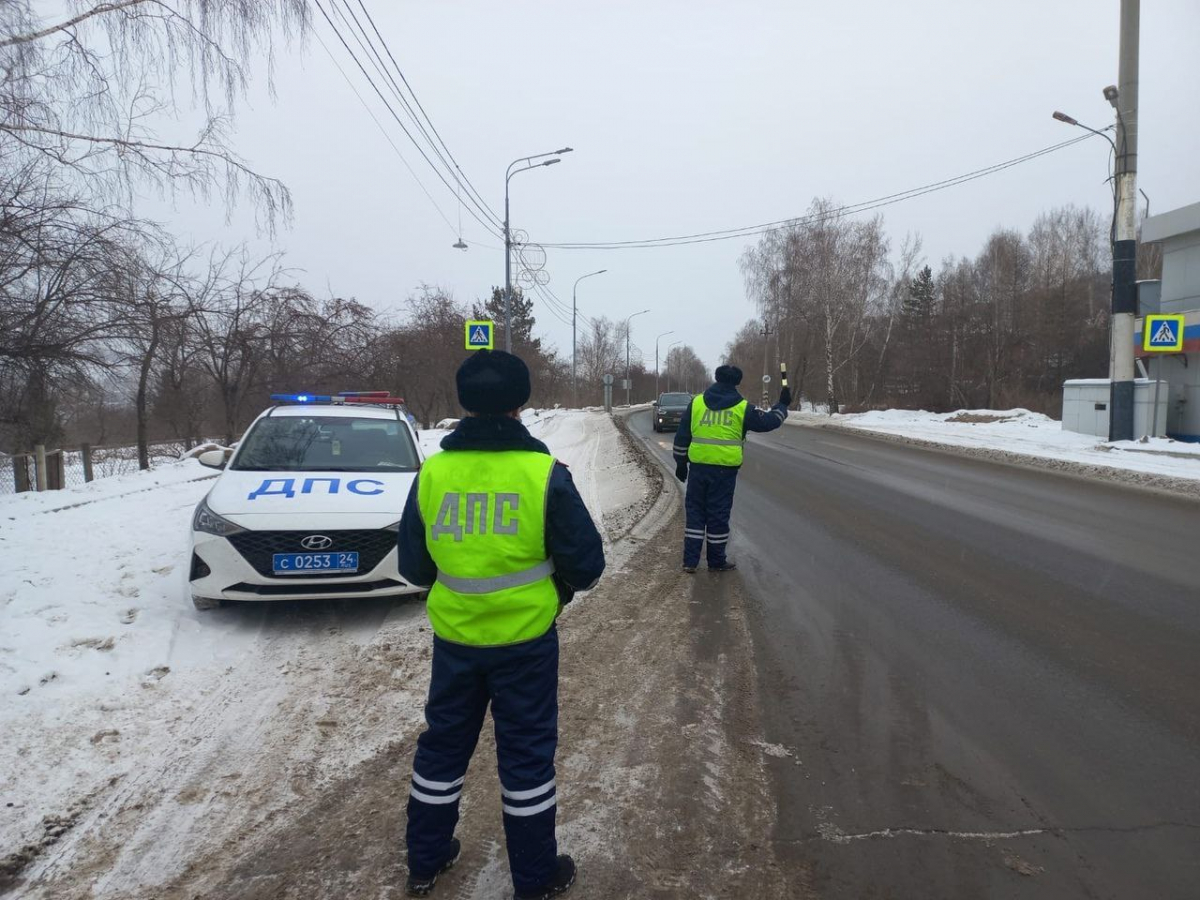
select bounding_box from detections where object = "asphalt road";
[629,410,1200,900]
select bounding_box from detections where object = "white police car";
[188,392,425,609]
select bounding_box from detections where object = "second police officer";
[672,364,790,572]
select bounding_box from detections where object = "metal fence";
[1,439,194,495]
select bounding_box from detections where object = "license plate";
[272,552,359,575]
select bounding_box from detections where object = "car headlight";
[193,496,245,536]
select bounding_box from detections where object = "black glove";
[675,460,688,483]
[778,386,792,408]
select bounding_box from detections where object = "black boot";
[514,854,577,900]
[406,837,461,896]
[709,559,737,572]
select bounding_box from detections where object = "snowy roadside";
[787,408,1200,497]
[0,409,655,898]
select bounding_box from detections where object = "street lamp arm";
[507,160,558,186]
[1051,112,1118,155]
[507,147,573,180]
[573,269,607,292]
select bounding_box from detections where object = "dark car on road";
[653,392,692,433]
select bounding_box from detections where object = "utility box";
[1137,279,1162,316]
[1062,378,1167,439]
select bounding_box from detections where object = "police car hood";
[702,382,745,410]
[209,469,414,528]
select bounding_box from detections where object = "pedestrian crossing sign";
[1142,314,1185,352]
[465,320,494,350]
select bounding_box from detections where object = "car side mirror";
[197,449,228,470]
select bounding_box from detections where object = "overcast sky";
[148,0,1200,375]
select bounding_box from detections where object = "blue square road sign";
[1143,314,1184,352]
[465,320,494,350]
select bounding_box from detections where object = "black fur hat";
[456,350,532,414]
[715,365,743,386]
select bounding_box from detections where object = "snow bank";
[788,407,1200,482]
[0,462,239,855]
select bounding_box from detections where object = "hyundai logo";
[300,534,333,550]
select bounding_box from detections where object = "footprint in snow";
[121,608,139,624]
[144,665,170,681]
[70,636,115,652]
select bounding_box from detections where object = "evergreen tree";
[473,286,541,353]
[901,266,936,325]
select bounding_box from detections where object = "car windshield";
[659,393,691,406]
[232,415,420,473]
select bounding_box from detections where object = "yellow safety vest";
[417,450,559,646]
[688,398,748,467]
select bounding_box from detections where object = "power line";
[539,282,600,331]
[332,0,502,232]
[312,30,458,237]
[312,0,501,238]
[353,0,503,230]
[325,0,498,232]
[536,291,573,328]
[540,134,1099,250]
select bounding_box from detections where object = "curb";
[610,409,681,546]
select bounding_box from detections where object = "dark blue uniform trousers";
[683,463,738,567]
[406,627,559,893]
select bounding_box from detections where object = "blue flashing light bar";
[271,393,332,403]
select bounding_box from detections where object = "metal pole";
[1109,0,1139,441]
[655,330,674,401]
[622,310,649,406]
[1151,356,1162,438]
[626,329,631,408]
[571,270,606,408]
[760,321,774,408]
[504,186,512,353]
[572,282,577,405]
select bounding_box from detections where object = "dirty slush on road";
[9,419,803,900]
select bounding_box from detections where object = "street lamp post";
[623,309,650,407]
[666,340,682,391]
[1053,88,1138,440]
[572,269,607,408]
[655,330,675,400]
[505,147,573,352]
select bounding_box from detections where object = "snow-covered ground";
[0,409,651,897]
[788,408,1200,483]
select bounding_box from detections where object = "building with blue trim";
[1137,201,1200,441]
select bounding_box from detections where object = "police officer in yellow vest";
[398,350,605,899]
[672,365,790,572]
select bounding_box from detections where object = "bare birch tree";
[0,0,309,229]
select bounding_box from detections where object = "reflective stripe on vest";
[436,559,556,594]
[417,449,558,646]
[688,398,747,466]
